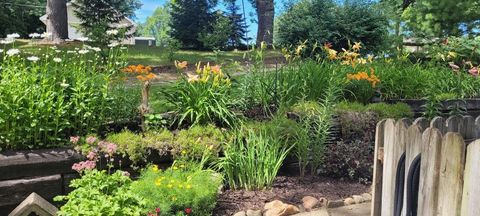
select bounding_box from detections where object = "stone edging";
[327,192,372,209]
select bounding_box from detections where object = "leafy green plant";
[0,41,131,151]
[165,62,238,128]
[131,164,222,216]
[173,124,226,160]
[336,101,414,119]
[54,170,146,216]
[218,129,292,190]
[145,113,168,131]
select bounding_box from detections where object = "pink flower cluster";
[86,136,97,144]
[72,160,96,172]
[70,136,80,144]
[98,141,118,155]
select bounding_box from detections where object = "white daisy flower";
[41,32,52,38]
[29,33,41,38]
[106,29,119,36]
[0,49,3,53]
[90,47,101,52]
[0,39,14,44]
[55,50,61,53]
[53,58,62,63]
[120,47,127,50]
[7,33,20,39]
[67,50,76,54]
[78,49,89,54]
[6,49,20,56]
[60,80,70,88]
[27,56,40,62]
[108,42,119,47]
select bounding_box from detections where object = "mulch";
[213,176,370,216]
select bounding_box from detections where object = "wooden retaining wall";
[0,148,171,215]
[371,116,480,216]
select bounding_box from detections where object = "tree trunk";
[255,0,274,46]
[46,0,68,43]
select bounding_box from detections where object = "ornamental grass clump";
[218,129,293,190]
[0,35,130,151]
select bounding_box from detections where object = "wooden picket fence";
[371,116,480,216]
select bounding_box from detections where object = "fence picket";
[430,116,446,135]
[462,116,475,140]
[437,133,466,216]
[418,128,442,216]
[371,119,386,216]
[460,140,480,216]
[402,123,424,216]
[381,119,403,216]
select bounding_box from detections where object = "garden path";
[327,202,371,216]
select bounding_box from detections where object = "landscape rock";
[233,211,246,216]
[302,196,320,211]
[344,198,355,206]
[361,193,372,201]
[264,200,300,216]
[318,197,328,208]
[327,200,344,208]
[246,209,262,216]
[352,195,365,204]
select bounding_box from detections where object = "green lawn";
[7,40,281,66]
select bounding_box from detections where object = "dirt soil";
[213,176,370,216]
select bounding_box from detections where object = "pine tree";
[169,0,216,49]
[71,0,141,47]
[226,2,249,48]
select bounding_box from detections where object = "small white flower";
[7,33,20,39]
[53,58,62,63]
[78,49,89,54]
[55,50,61,53]
[106,29,119,36]
[77,37,89,42]
[27,56,40,62]
[41,32,52,38]
[29,33,41,38]
[60,80,69,88]
[120,47,127,50]
[6,49,20,56]
[1,39,14,44]
[90,47,101,52]
[0,49,3,53]
[67,50,76,54]
[108,42,119,47]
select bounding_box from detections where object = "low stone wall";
[0,148,172,215]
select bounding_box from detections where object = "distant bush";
[275,0,388,54]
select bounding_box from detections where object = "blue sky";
[135,0,259,42]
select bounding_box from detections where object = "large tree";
[71,0,141,47]
[251,0,274,46]
[225,1,249,48]
[169,0,217,49]
[138,5,172,47]
[46,0,68,43]
[0,0,46,37]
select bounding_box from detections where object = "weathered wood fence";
[371,116,480,216]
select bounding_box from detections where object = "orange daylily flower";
[175,61,188,69]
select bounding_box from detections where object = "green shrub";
[107,130,174,164]
[275,0,388,54]
[55,170,146,216]
[107,125,225,165]
[218,129,292,190]
[336,101,414,119]
[131,164,222,216]
[173,124,226,159]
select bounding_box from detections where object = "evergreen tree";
[169,0,216,49]
[225,2,249,48]
[71,0,141,47]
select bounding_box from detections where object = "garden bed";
[384,98,480,117]
[213,176,370,215]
